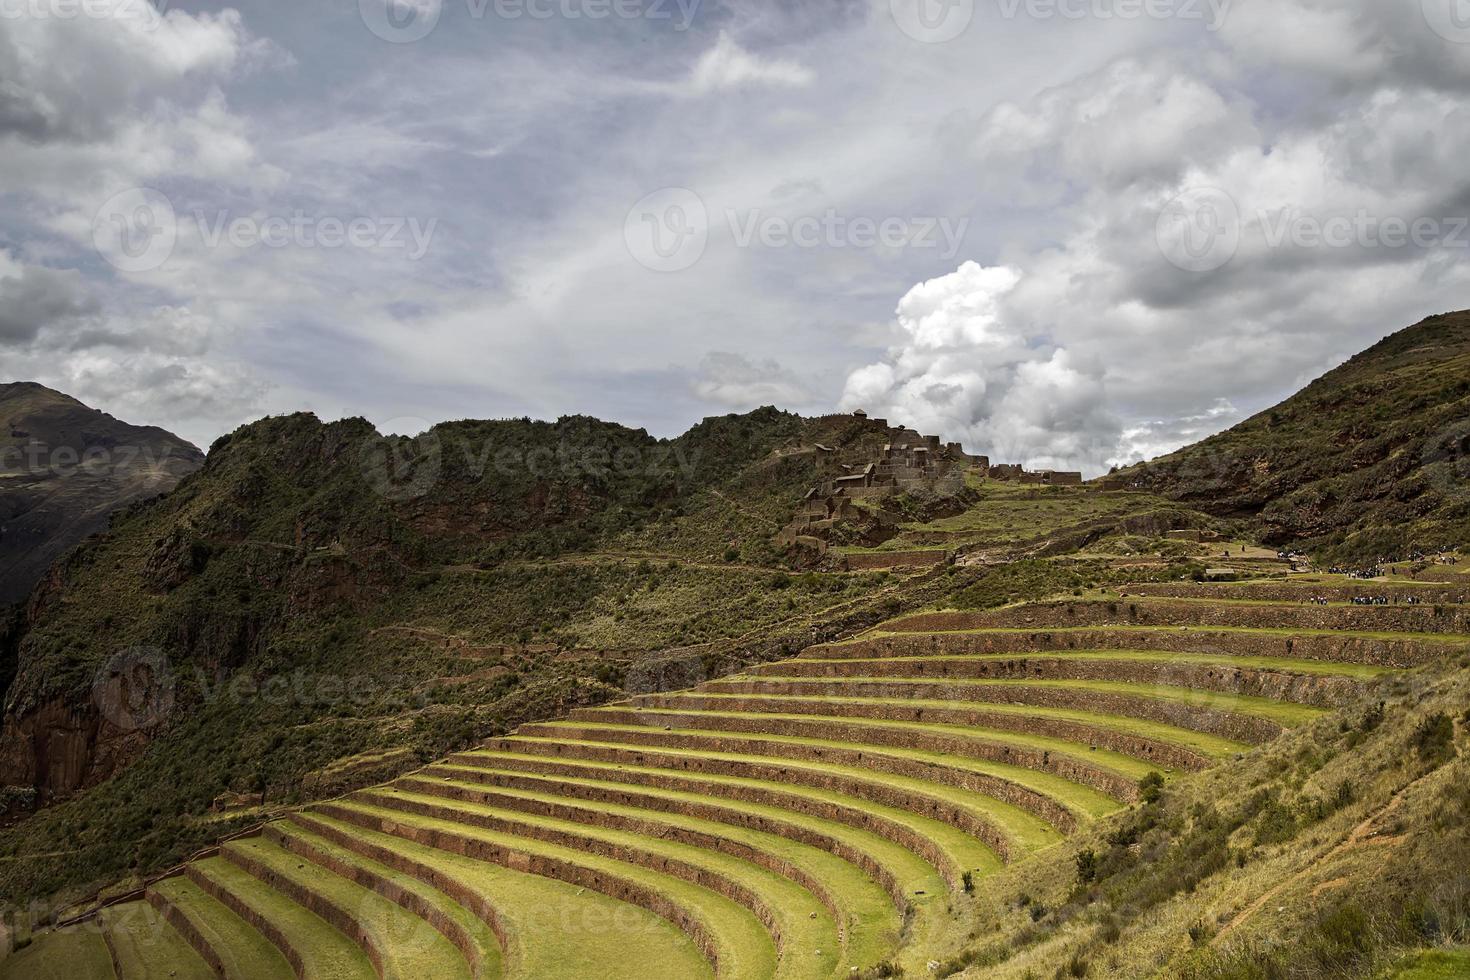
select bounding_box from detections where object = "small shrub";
[1253,798,1297,847]
[1412,712,1456,764]
[1076,848,1098,884]
[1139,771,1165,804]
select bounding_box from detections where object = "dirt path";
[1212,776,1422,945]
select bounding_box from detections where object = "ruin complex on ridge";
[776,410,1084,553]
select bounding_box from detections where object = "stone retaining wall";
[263,822,486,978]
[468,736,1015,862]
[885,600,1470,636]
[287,812,514,977]
[186,864,310,978]
[841,551,949,571]
[545,713,1139,801]
[750,657,1364,709]
[507,726,1082,832]
[314,801,727,974]
[389,776,854,936]
[144,889,229,978]
[1123,582,1470,604]
[682,680,1283,744]
[346,791,791,962]
[807,629,1455,668]
[221,842,389,978]
[411,763,909,910]
[591,697,1213,772]
[439,753,967,886]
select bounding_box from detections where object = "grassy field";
[0,926,114,980]
[98,903,213,980]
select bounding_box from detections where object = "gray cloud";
[0,0,1464,467]
[0,264,100,344]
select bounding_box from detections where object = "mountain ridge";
[0,382,204,606]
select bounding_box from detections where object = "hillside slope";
[0,406,921,904]
[0,383,203,604]
[1114,311,1470,562]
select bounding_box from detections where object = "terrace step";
[1120,582,1470,604]
[882,599,1470,636]
[807,626,1460,668]
[748,652,1375,708]
[0,924,114,980]
[505,723,1121,825]
[186,855,377,980]
[99,902,212,980]
[222,835,472,980]
[616,693,1245,763]
[147,874,295,980]
[682,677,1313,744]
[263,820,503,979]
[461,734,1062,860]
[351,784,842,978]
[400,757,942,908]
[378,775,898,974]
[295,810,711,980]
[570,702,1210,773]
[439,749,1000,887]
[317,797,775,979]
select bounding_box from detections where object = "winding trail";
[1212,774,1425,945]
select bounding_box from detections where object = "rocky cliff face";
[0,383,204,605]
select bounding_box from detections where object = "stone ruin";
[987,462,1084,486]
[774,411,1087,555]
[776,412,984,551]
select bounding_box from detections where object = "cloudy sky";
[2,0,1469,473]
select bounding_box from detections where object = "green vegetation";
[98,902,213,980]
[0,925,113,980]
